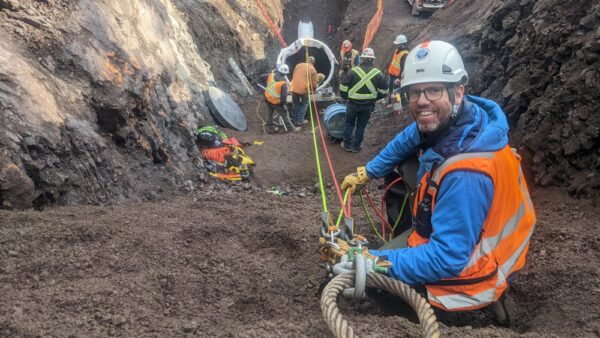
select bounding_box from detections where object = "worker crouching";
[341,40,536,321]
[256,64,300,134]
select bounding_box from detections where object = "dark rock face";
[476,0,599,197]
[406,0,600,197]
[0,0,284,209]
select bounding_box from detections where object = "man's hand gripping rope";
[341,166,371,195]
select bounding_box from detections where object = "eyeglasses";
[407,86,445,103]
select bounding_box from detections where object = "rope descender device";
[318,210,392,289]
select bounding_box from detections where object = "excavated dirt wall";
[0,0,287,209]
[1,0,597,210]
[397,0,600,197]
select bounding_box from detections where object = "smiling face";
[408,82,464,133]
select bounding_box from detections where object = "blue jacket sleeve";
[373,171,494,284]
[365,123,420,178]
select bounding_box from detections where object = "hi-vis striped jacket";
[339,64,388,104]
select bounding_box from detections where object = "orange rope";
[362,0,384,51]
[254,0,287,48]
[202,147,231,164]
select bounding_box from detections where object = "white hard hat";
[394,34,407,45]
[277,64,289,74]
[401,40,468,89]
[361,47,376,59]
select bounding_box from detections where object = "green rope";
[304,41,328,213]
[335,189,350,226]
[389,193,410,241]
[360,190,385,242]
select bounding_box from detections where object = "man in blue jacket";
[340,41,535,322]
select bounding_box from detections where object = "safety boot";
[265,125,278,134]
[488,295,510,327]
[340,142,352,152]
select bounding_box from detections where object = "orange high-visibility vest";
[340,49,359,70]
[388,49,409,77]
[264,72,285,104]
[408,146,536,311]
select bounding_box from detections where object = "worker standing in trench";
[290,56,318,127]
[339,48,388,152]
[338,40,361,84]
[340,40,536,323]
[387,34,410,105]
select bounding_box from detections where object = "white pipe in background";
[276,21,335,92]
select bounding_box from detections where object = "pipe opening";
[284,46,331,83]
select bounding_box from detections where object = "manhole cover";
[204,87,247,131]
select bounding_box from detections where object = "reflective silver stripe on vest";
[427,287,496,310]
[427,152,495,195]
[464,201,526,270]
[498,222,535,287]
[339,84,349,92]
[462,156,535,273]
[391,50,407,68]
[426,148,535,310]
[266,74,280,99]
[348,67,381,100]
[515,149,535,218]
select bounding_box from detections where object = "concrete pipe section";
[277,21,336,102]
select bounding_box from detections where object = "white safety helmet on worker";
[361,47,376,59]
[400,40,468,89]
[394,34,407,45]
[277,63,289,74]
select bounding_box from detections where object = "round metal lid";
[204,87,247,131]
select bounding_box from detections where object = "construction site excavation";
[0,0,599,337]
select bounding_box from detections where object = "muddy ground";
[1,0,600,337]
[2,99,599,337]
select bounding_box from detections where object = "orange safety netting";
[362,0,384,51]
[253,0,287,48]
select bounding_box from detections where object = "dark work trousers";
[266,102,295,131]
[291,93,309,125]
[343,101,374,151]
[378,156,420,251]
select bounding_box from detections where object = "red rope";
[362,188,394,238]
[305,47,349,218]
[254,0,287,48]
[380,177,404,238]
